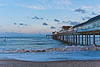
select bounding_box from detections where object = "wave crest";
[0,45,100,53]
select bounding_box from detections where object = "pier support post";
[79,35,80,45]
[71,34,73,44]
[53,36,54,39]
[46,35,47,39]
[87,34,88,45]
[99,35,100,45]
[69,35,70,44]
[82,34,83,45]
[63,35,64,41]
[76,34,77,45]
[93,33,95,45]
[85,35,86,45]
[89,34,91,45]
[73,34,75,45]
[60,35,61,40]
[67,35,69,43]
[67,35,68,43]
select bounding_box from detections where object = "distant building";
[52,31,58,34]
[58,26,72,33]
[62,26,72,31]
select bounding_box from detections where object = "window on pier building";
[97,22,100,27]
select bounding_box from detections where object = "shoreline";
[0,60,100,67]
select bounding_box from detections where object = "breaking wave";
[1,45,100,53]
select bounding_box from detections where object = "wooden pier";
[46,15,100,46]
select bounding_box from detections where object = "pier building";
[46,15,100,46]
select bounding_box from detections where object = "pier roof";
[62,26,72,30]
[73,15,100,28]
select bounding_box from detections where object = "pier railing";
[77,26,100,33]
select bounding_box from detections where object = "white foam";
[0,45,100,53]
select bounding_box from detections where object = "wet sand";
[0,60,100,67]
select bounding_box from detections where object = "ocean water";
[0,37,100,61]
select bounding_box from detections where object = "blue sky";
[0,0,100,36]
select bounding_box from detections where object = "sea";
[0,37,100,62]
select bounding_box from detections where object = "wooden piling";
[60,35,61,40]
[67,35,68,43]
[71,34,73,44]
[63,35,64,41]
[76,34,77,45]
[82,34,83,45]
[79,35,80,45]
[85,35,86,45]
[94,33,95,44]
[89,34,91,45]
[73,34,74,44]
[87,34,88,45]
[69,35,70,43]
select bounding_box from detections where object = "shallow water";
[0,37,100,61]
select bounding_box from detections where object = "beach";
[0,60,100,67]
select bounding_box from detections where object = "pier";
[46,15,100,46]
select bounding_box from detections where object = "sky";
[0,0,100,36]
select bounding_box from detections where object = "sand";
[0,60,100,67]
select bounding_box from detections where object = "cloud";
[31,16,44,20]
[32,16,39,20]
[59,27,62,28]
[92,12,97,15]
[75,8,87,14]
[0,25,2,27]
[69,21,80,25]
[19,23,24,25]
[0,3,8,6]
[25,5,45,10]
[27,16,29,18]
[82,6,93,9]
[62,21,68,24]
[25,24,28,26]
[12,0,72,10]
[82,17,90,20]
[43,22,48,25]
[14,23,17,25]
[54,19,60,22]
[54,0,72,5]
[13,3,45,10]
[18,23,29,26]
[41,18,43,20]
[53,0,72,9]
[50,26,56,29]
[61,21,80,25]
